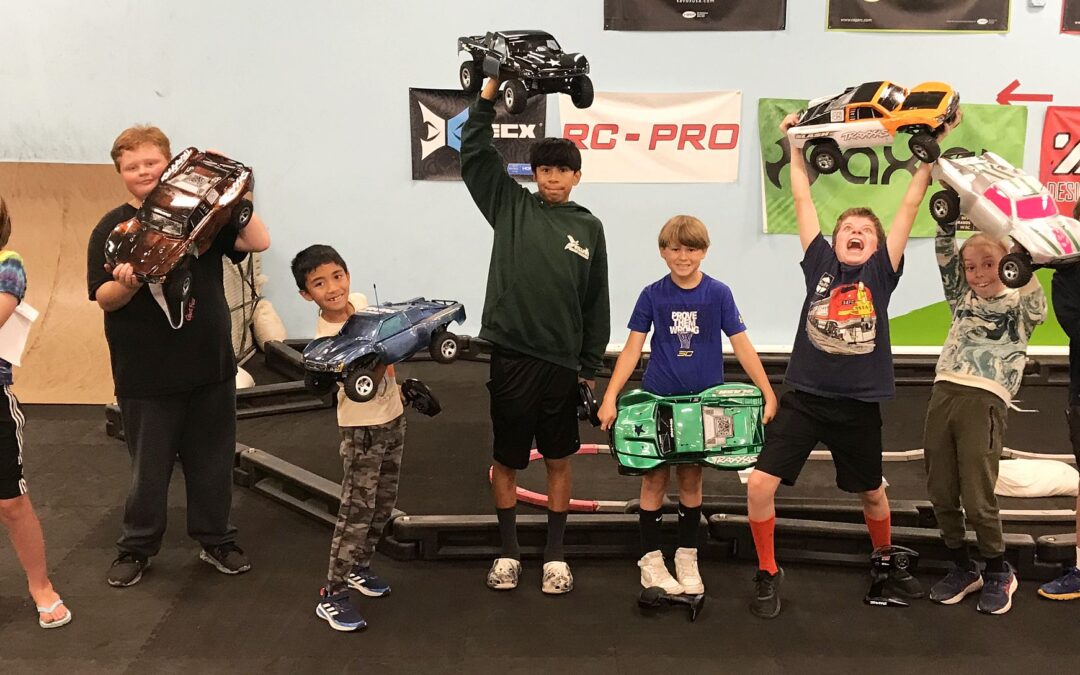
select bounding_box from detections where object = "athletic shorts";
[0,385,27,500]
[488,346,579,471]
[753,389,883,493]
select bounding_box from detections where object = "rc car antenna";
[373,284,381,308]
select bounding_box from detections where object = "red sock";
[865,514,891,550]
[749,516,778,575]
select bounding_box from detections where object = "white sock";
[1075,546,1079,566]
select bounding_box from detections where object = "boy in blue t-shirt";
[599,215,777,595]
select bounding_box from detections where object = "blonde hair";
[110,125,172,170]
[959,233,1010,260]
[658,215,710,249]
[832,207,886,250]
[0,195,10,249]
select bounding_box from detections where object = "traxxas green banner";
[758,98,1027,238]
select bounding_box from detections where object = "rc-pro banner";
[604,0,785,31]
[409,88,545,181]
[827,0,1010,32]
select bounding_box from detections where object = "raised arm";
[886,162,933,272]
[234,212,270,253]
[782,113,821,251]
[1019,272,1048,335]
[729,332,777,424]
[598,331,646,431]
[459,77,526,227]
[934,225,966,312]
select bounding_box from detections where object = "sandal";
[37,598,72,629]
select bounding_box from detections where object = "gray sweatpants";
[923,381,1007,559]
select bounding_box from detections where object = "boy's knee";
[859,485,887,506]
[544,458,571,476]
[747,471,778,500]
[0,494,30,524]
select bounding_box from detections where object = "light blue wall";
[2,0,1076,346]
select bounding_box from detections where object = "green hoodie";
[460,96,610,378]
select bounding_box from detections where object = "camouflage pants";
[327,415,406,584]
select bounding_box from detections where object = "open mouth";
[847,237,865,252]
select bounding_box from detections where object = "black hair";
[290,244,348,291]
[530,138,582,173]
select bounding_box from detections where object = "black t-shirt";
[86,203,247,397]
[784,233,902,402]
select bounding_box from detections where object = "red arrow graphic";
[997,79,1054,105]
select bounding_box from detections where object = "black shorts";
[753,389,883,493]
[0,386,27,500]
[488,346,579,471]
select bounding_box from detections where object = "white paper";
[0,302,39,367]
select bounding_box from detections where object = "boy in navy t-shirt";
[599,215,777,595]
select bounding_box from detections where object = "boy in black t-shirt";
[745,111,958,618]
[86,126,270,587]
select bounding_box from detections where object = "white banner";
[559,91,742,183]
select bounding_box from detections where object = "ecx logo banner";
[409,88,545,181]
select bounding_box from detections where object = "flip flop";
[37,598,72,629]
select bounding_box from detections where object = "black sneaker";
[930,561,982,604]
[887,567,926,599]
[108,552,150,587]
[751,567,784,619]
[199,543,252,575]
[977,564,1018,615]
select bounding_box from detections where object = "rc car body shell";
[303,298,466,377]
[610,384,764,475]
[787,80,959,152]
[931,152,1080,270]
[104,148,253,283]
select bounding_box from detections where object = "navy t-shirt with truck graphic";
[628,274,746,396]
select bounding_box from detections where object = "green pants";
[923,381,1007,559]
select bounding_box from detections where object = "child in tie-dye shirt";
[0,196,71,629]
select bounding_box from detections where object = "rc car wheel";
[928,189,961,225]
[503,79,528,115]
[429,330,460,364]
[304,371,335,396]
[163,266,192,310]
[233,198,253,228]
[809,143,842,174]
[570,75,594,109]
[344,368,378,403]
[459,61,483,93]
[999,252,1033,289]
[909,133,940,163]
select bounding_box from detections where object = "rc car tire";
[459,61,483,93]
[304,371,335,396]
[503,79,528,115]
[233,198,254,229]
[344,368,378,403]
[929,189,961,225]
[429,330,460,364]
[571,75,594,109]
[909,133,940,163]
[999,253,1033,289]
[809,143,842,174]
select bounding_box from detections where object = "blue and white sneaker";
[346,566,391,597]
[316,585,367,632]
[977,564,1018,615]
[1038,566,1080,601]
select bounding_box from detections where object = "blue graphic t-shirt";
[628,273,746,396]
[0,251,28,386]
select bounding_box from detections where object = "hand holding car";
[763,394,777,425]
[107,262,143,290]
[598,398,617,431]
[779,112,801,134]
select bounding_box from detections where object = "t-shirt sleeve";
[799,233,832,289]
[87,221,113,301]
[0,254,27,303]
[719,284,746,338]
[627,287,653,334]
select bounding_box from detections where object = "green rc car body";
[610,384,764,475]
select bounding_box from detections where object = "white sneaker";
[639,550,684,594]
[541,561,574,595]
[486,557,521,590]
[674,547,705,595]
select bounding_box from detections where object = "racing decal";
[560,91,741,183]
[838,128,892,144]
[604,0,786,31]
[669,310,700,357]
[805,281,877,355]
[1040,107,1080,216]
[702,407,734,448]
[827,0,1009,32]
[408,88,545,181]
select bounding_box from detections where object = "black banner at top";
[604,0,786,31]
[827,0,1010,32]
[1064,0,1080,34]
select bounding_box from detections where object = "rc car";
[458,30,593,114]
[609,384,764,476]
[103,147,254,325]
[787,80,959,174]
[302,298,466,403]
[929,151,1080,288]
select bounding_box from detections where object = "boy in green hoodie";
[461,77,609,595]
